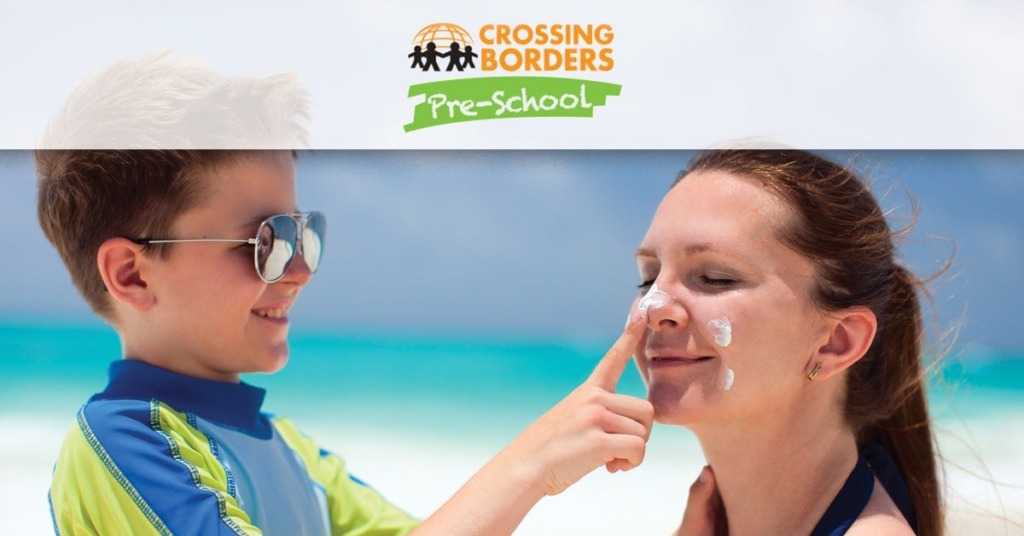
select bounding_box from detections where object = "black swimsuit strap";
[863,443,918,533]
[808,443,918,536]
[809,452,874,536]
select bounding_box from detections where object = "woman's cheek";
[633,333,650,385]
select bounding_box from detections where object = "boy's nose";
[278,253,313,287]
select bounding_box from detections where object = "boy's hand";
[674,466,726,536]
[507,308,653,496]
[414,309,652,536]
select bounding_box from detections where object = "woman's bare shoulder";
[846,477,915,535]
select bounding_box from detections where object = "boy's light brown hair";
[36,53,308,322]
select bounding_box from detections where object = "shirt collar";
[95,359,269,436]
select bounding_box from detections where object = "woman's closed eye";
[698,274,738,288]
[637,275,738,291]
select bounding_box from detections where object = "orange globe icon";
[412,22,475,51]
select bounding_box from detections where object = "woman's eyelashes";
[697,274,738,288]
[636,274,739,292]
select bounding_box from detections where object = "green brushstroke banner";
[405,76,621,132]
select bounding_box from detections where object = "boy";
[40,55,659,535]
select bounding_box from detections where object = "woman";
[637,150,942,535]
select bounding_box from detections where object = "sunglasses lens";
[302,212,326,274]
[257,215,297,282]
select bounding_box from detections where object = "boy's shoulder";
[52,394,420,535]
[67,394,195,441]
[55,396,222,487]
[51,396,261,535]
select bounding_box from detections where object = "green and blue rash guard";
[49,360,421,535]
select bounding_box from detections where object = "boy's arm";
[50,401,261,536]
[414,311,652,535]
[272,418,420,536]
[267,310,648,536]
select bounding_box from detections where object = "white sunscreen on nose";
[638,283,670,313]
[707,317,732,347]
[723,367,735,390]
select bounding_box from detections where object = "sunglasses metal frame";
[132,211,325,283]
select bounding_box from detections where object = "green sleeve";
[50,403,262,536]
[271,417,421,536]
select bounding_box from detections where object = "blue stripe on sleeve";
[83,399,249,535]
[48,488,60,536]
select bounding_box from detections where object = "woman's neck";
[694,410,859,536]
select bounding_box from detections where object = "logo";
[405,22,622,132]
[409,23,478,72]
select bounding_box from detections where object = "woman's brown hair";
[679,149,942,535]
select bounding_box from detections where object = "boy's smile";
[252,299,294,321]
[130,151,313,382]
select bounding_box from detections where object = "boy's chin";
[264,355,290,374]
[246,348,290,374]
[255,360,289,374]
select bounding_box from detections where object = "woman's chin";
[653,407,707,427]
[648,388,714,426]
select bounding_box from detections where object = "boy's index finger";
[587,311,646,392]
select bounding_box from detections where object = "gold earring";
[807,363,823,381]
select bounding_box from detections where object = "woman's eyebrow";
[635,247,657,259]
[637,243,723,258]
[637,243,757,268]
[690,244,764,274]
[686,243,756,263]
[652,242,761,271]
[634,243,716,259]
[685,243,714,256]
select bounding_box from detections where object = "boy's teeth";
[256,308,286,319]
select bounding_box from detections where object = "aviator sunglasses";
[134,212,326,283]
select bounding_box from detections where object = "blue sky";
[1,150,1022,352]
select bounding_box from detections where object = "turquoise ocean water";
[4,321,1024,534]
[1,322,647,442]
[3,321,1023,434]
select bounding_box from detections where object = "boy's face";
[145,151,310,381]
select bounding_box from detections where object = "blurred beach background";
[1,150,1022,534]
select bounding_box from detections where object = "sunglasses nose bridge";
[284,216,315,282]
[293,215,307,257]
[267,212,321,283]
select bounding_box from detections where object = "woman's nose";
[642,283,688,330]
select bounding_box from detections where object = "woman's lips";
[646,355,714,368]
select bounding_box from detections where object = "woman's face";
[633,171,831,427]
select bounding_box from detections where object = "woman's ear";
[807,307,878,381]
[96,238,156,312]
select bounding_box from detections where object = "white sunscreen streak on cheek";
[707,317,732,347]
[708,317,735,391]
[723,367,735,390]
[638,283,670,313]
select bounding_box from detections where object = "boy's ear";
[808,307,878,381]
[96,238,156,312]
